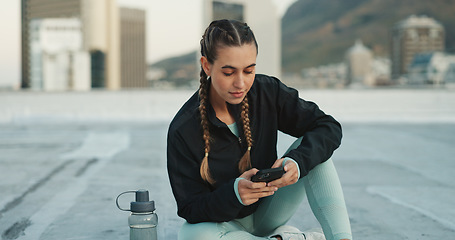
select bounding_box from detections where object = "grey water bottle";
[116,190,158,240]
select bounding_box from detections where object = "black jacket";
[167,74,342,224]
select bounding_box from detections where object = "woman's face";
[201,43,257,107]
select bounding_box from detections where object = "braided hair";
[199,19,258,184]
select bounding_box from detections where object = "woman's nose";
[233,74,245,88]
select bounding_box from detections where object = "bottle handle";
[116,190,136,211]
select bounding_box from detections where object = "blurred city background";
[0,0,455,239]
[1,0,454,90]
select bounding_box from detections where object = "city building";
[21,0,80,89]
[301,63,347,88]
[298,40,391,88]
[408,52,455,85]
[82,0,120,89]
[120,7,147,88]
[21,0,121,90]
[390,15,445,80]
[202,0,281,79]
[345,40,373,86]
[371,57,391,86]
[29,18,90,91]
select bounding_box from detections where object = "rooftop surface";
[0,88,454,239]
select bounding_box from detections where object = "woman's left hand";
[267,158,299,188]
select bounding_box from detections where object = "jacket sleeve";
[275,79,342,177]
[167,130,244,223]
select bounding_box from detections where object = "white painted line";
[367,186,455,230]
[18,132,130,239]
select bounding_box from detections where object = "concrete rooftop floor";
[0,88,454,239]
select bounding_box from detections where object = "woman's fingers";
[239,168,259,180]
[238,179,277,205]
[240,189,275,205]
[240,180,277,192]
[268,161,299,188]
[271,158,284,168]
[238,160,300,205]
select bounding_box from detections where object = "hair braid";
[198,69,215,184]
[238,96,253,173]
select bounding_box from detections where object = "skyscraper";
[29,18,90,91]
[21,0,81,88]
[21,0,120,90]
[120,7,147,88]
[391,15,445,80]
[345,40,373,86]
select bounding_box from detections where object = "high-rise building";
[120,7,147,88]
[212,1,244,22]
[345,40,373,86]
[21,0,80,88]
[408,52,455,85]
[202,0,281,79]
[21,0,120,90]
[29,18,90,91]
[391,15,445,80]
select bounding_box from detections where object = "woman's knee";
[179,222,219,240]
[179,221,243,240]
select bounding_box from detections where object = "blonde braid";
[238,96,253,173]
[199,71,215,184]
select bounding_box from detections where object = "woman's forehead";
[214,44,257,68]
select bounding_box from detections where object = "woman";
[167,19,352,240]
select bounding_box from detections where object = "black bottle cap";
[130,189,155,213]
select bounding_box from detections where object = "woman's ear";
[200,56,211,77]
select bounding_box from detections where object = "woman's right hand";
[238,168,278,205]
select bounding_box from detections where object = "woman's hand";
[238,168,278,205]
[267,158,299,188]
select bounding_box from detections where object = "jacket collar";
[206,101,242,128]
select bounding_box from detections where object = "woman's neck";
[209,91,235,125]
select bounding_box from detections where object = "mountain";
[149,51,198,86]
[151,0,455,78]
[282,0,455,72]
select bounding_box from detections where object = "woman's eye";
[244,67,254,74]
[223,72,233,76]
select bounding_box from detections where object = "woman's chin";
[226,98,244,105]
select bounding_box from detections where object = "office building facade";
[120,7,147,88]
[29,18,90,91]
[391,15,445,80]
[21,0,80,88]
[345,40,373,86]
[21,0,121,90]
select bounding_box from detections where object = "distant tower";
[29,18,90,91]
[21,0,120,90]
[345,40,373,86]
[203,0,281,78]
[21,0,81,89]
[120,7,147,88]
[391,15,445,80]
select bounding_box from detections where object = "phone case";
[251,166,285,183]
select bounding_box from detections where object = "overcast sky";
[0,0,296,88]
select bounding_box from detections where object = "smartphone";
[251,166,285,183]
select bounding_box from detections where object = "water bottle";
[116,189,158,240]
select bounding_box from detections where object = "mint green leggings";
[179,138,352,240]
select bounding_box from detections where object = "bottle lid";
[130,190,155,213]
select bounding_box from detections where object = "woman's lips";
[229,91,244,98]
